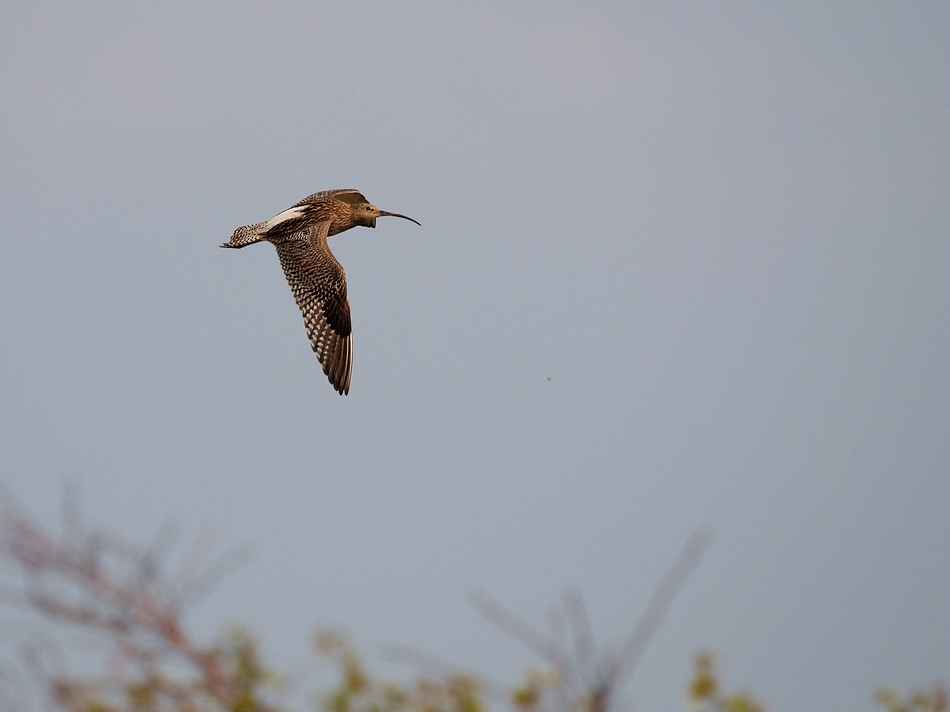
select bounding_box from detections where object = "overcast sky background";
[1,2,948,710]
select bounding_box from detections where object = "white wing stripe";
[264,205,308,229]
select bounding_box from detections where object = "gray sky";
[1,1,948,710]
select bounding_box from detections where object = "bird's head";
[351,202,421,229]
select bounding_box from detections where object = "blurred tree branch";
[875,683,947,712]
[0,487,267,711]
[467,531,712,712]
[0,488,940,712]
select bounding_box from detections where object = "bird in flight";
[222,188,420,395]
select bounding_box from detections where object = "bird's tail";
[221,221,268,249]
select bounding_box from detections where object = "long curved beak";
[379,210,421,226]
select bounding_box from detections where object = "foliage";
[0,489,278,712]
[875,684,947,712]
[0,489,943,712]
[316,631,484,712]
[46,629,282,712]
[684,652,763,712]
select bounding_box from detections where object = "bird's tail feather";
[221,222,268,248]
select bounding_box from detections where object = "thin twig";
[613,530,713,687]
[469,589,576,688]
[470,530,712,712]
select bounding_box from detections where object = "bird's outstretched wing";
[292,188,367,207]
[274,221,353,395]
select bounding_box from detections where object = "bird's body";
[222,189,420,395]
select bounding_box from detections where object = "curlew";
[222,188,420,395]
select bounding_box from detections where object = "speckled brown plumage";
[222,189,420,395]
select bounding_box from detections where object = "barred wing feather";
[274,222,353,395]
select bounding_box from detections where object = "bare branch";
[469,530,712,712]
[613,529,712,688]
[563,589,598,687]
[178,544,252,609]
[469,590,577,689]
[0,486,256,708]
